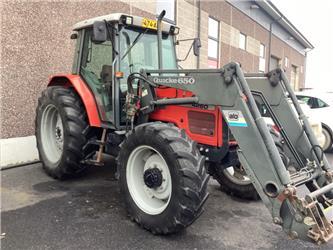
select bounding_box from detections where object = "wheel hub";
[126,145,172,215]
[55,126,62,140]
[143,167,163,188]
[224,164,252,185]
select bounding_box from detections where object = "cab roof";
[73,13,175,33]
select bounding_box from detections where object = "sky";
[271,0,333,91]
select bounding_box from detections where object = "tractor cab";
[71,13,179,128]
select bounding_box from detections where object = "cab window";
[119,27,177,92]
[118,27,177,124]
[80,28,113,121]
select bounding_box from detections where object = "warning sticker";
[223,110,248,127]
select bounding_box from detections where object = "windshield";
[119,27,177,91]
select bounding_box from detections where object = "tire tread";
[35,86,97,179]
[118,122,209,234]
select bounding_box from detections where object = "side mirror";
[176,38,201,62]
[70,33,78,39]
[193,38,201,57]
[92,21,107,43]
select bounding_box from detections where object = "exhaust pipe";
[157,10,166,71]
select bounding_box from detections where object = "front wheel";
[118,122,209,234]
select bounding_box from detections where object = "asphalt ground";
[1,152,333,250]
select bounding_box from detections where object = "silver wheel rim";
[322,128,331,151]
[126,145,172,215]
[223,165,252,185]
[40,104,64,164]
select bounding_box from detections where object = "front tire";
[118,122,209,234]
[35,86,97,179]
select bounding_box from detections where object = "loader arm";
[139,63,333,244]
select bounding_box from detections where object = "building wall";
[228,0,308,55]
[0,0,308,139]
[0,0,154,139]
[199,0,306,85]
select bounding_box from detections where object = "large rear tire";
[118,122,209,234]
[35,86,97,179]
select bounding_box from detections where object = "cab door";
[80,28,114,123]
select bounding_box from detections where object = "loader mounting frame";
[136,63,333,244]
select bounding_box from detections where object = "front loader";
[35,11,333,244]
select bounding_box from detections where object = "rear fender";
[48,74,101,127]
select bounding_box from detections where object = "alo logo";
[222,110,247,127]
[228,112,239,120]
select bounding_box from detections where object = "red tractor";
[36,12,333,243]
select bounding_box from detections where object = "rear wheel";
[35,86,97,179]
[118,122,209,234]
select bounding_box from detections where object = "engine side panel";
[149,88,223,147]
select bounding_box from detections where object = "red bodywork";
[48,74,224,147]
[48,75,101,127]
[150,88,224,147]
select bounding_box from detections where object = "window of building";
[270,56,281,71]
[208,17,219,68]
[290,65,299,90]
[285,57,289,68]
[260,44,265,58]
[239,33,246,50]
[259,43,265,72]
[208,17,219,39]
[156,0,176,23]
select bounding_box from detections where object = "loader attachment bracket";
[267,68,281,87]
[222,63,236,85]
